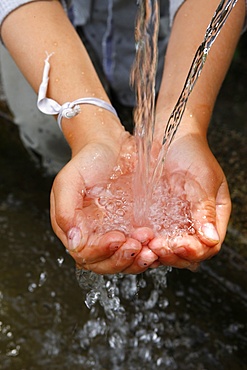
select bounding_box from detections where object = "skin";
[1,0,245,273]
[151,0,245,268]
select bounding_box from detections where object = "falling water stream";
[130,0,159,225]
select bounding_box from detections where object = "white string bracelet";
[37,52,118,131]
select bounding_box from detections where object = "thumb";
[50,168,89,250]
[188,177,231,247]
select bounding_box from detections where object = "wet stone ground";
[0,34,246,370]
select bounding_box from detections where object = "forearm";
[1,0,124,154]
[156,0,245,138]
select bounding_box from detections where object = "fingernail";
[138,261,148,267]
[201,223,220,242]
[123,250,137,259]
[109,242,121,251]
[67,227,82,251]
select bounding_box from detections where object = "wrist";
[61,105,126,156]
[154,104,210,144]
[35,51,126,156]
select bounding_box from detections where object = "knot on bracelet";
[60,102,81,119]
[37,53,119,132]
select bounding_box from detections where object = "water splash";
[0,291,21,359]
[76,266,172,368]
[86,172,196,238]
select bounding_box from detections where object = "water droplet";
[116,208,125,217]
[57,256,64,266]
[28,283,37,292]
[38,271,47,287]
[7,345,20,357]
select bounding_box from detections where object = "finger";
[69,230,126,265]
[215,178,231,242]
[170,234,219,261]
[149,261,161,268]
[123,246,159,274]
[50,166,88,246]
[131,227,154,245]
[148,242,194,269]
[190,182,231,248]
[81,238,142,274]
[148,235,217,266]
[50,189,67,246]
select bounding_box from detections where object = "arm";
[1,1,158,273]
[149,0,245,268]
[1,0,124,155]
[156,0,245,134]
